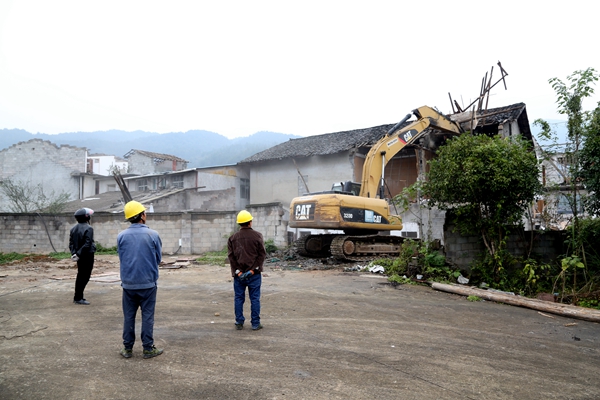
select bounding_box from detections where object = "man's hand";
[239,270,254,281]
[71,254,79,262]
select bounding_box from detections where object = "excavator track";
[293,234,336,258]
[330,234,405,262]
[295,234,406,262]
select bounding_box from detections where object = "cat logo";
[294,204,313,221]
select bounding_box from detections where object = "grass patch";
[96,243,118,255]
[196,249,228,266]
[0,252,27,265]
[49,252,71,260]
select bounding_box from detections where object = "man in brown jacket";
[228,210,266,331]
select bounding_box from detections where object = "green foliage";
[96,243,118,255]
[423,133,541,273]
[264,239,278,253]
[467,295,481,302]
[579,104,600,216]
[375,240,462,284]
[0,178,71,213]
[196,249,228,266]
[49,252,71,260]
[577,298,600,310]
[0,252,27,265]
[533,67,600,303]
[469,252,557,296]
[387,274,414,285]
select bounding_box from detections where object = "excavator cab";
[331,181,361,196]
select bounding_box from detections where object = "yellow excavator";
[289,106,464,261]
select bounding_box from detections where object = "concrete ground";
[1,255,600,400]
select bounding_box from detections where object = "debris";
[537,312,555,319]
[564,322,578,327]
[457,274,469,284]
[214,313,220,317]
[368,265,384,274]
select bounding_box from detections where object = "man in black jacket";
[69,208,96,305]
[228,210,266,331]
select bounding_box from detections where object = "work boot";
[73,299,90,305]
[120,348,133,358]
[143,346,164,359]
[252,324,263,331]
[235,323,244,330]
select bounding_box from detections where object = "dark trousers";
[122,286,157,351]
[74,254,94,301]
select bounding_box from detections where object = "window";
[557,193,583,214]
[137,179,148,191]
[172,175,184,189]
[240,178,250,200]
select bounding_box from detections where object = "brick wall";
[0,203,287,255]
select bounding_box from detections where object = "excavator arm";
[359,106,463,198]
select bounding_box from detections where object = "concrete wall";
[249,153,353,207]
[443,223,567,271]
[0,139,87,211]
[0,203,287,255]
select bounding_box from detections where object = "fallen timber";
[431,282,600,323]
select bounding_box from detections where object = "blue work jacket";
[117,223,162,290]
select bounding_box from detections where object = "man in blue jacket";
[117,201,163,359]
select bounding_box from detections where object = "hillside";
[0,129,299,168]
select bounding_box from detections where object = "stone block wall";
[0,203,287,255]
[444,223,567,271]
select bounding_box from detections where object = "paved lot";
[1,255,600,399]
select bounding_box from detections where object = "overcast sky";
[0,0,598,139]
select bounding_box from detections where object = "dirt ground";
[1,254,600,400]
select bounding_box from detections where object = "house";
[532,138,585,230]
[112,164,249,213]
[0,139,87,211]
[124,149,188,175]
[86,154,128,176]
[238,103,534,242]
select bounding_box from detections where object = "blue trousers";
[234,273,261,328]
[122,286,157,351]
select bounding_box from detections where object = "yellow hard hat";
[124,201,146,220]
[236,210,253,224]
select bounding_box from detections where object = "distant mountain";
[0,129,300,168]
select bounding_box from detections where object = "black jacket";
[69,223,96,258]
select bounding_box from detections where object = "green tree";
[0,178,71,213]
[534,68,600,301]
[422,134,541,266]
[535,67,599,220]
[579,102,600,216]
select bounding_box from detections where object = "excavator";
[289,106,465,261]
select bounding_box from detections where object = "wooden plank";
[431,282,600,323]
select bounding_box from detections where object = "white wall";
[88,155,127,176]
[249,153,353,208]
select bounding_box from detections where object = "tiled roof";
[240,103,529,164]
[239,124,396,163]
[124,149,188,163]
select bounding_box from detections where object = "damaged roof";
[124,149,188,163]
[239,124,395,163]
[240,103,531,164]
